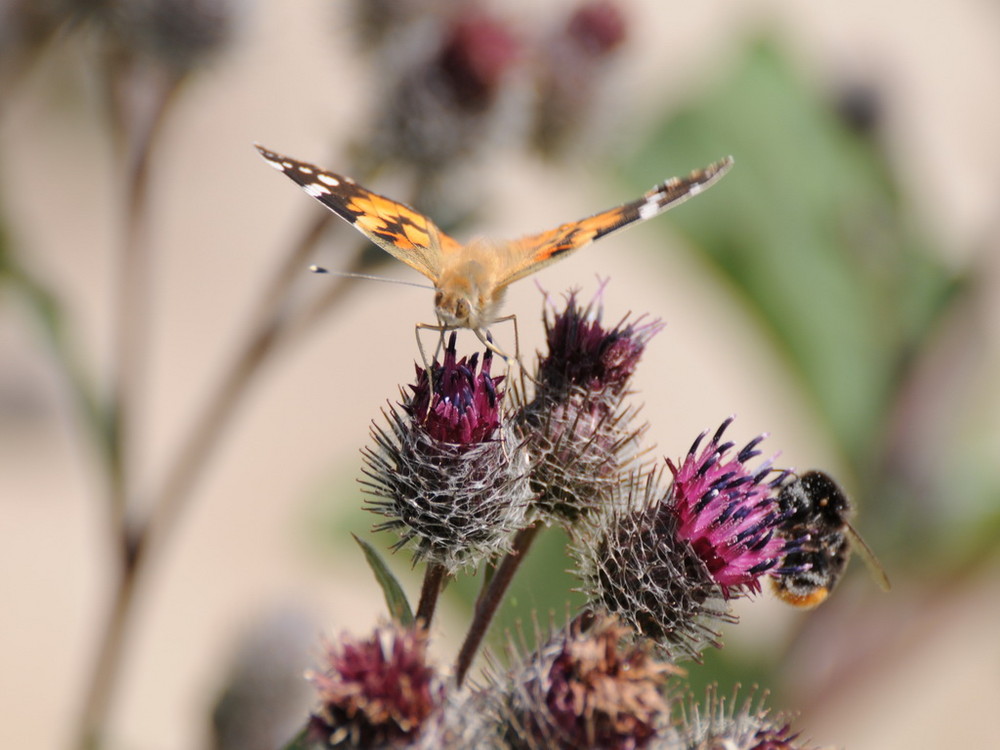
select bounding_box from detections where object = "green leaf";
[278,725,318,750]
[353,534,414,626]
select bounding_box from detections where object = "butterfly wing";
[256,145,462,281]
[498,156,734,287]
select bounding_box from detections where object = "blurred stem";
[74,209,351,750]
[110,71,182,529]
[454,524,540,687]
[416,563,447,626]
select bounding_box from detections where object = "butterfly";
[256,144,732,345]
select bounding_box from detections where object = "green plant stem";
[454,524,540,687]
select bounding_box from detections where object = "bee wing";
[846,521,892,592]
[497,157,733,288]
[256,145,462,282]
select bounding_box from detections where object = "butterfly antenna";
[309,265,434,291]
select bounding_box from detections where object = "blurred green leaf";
[0,239,117,472]
[621,39,962,478]
[279,726,318,750]
[353,534,415,626]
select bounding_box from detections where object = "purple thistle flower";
[667,417,790,595]
[364,7,520,172]
[535,287,662,401]
[574,419,793,660]
[521,288,660,524]
[531,1,628,155]
[407,332,502,445]
[362,334,530,573]
[307,623,445,747]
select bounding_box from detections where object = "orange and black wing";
[499,156,733,287]
[256,145,462,281]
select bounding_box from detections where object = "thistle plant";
[282,286,835,749]
[10,1,974,748]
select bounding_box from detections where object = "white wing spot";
[281,161,295,169]
[304,183,331,197]
[298,166,314,174]
[318,173,340,187]
[638,200,659,220]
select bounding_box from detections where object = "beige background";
[2,1,999,748]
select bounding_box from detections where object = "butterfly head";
[434,251,507,330]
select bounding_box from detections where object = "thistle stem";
[454,524,540,687]
[416,562,448,626]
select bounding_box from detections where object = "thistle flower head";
[536,288,662,401]
[531,2,627,155]
[407,333,501,444]
[575,420,792,659]
[367,7,519,171]
[492,616,676,749]
[362,334,530,573]
[677,685,811,750]
[566,1,627,56]
[521,289,659,525]
[307,623,445,748]
[437,10,520,111]
[574,472,735,660]
[667,417,790,595]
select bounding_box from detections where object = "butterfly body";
[256,144,733,334]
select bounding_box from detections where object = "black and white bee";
[770,470,891,608]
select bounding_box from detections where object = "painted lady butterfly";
[257,145,732,339]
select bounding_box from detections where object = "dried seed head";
[362,334,530,573]
[307,623,445,748]
[492,616,676,749]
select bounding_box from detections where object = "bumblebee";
[771,470,890,608]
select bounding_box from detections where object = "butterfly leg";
[487,314,539,390]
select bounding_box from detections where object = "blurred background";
[2,1,999,748]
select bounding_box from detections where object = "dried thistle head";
[489,615,678,749]
[307,623,445,748]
